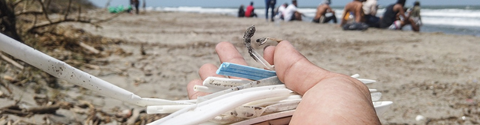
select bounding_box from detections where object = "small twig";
[28,18,99,32]
[15,11,43,16]
[78,42,100,54]
[0,52,24,70]
[25,105,60,114]
[0,79,13,94]
[37,0,52,23]
[12,0,27,7]
[105,0,112,8]
[1,109,29,116]
[77,4,81,19]
[64,0,72,20]
[31,14,38,30]
[93,13,121,24]
[45,0,51,10]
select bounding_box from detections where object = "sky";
[91,0,480,8]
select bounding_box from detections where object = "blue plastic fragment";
[216,62,276,80]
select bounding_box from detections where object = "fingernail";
[263,45,271,51]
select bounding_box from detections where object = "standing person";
[265,0,277,22]
[379,0,419,31]
[363,0,380,27]
[312,0,337,24]
[408,1,422,31]
[245,2,258,17]
[284,0,303,21]
[130,0,140,14]
[142,0,146,10]
[238,5,245,17]
[340,0,364,26]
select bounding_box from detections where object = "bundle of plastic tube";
[147,62,393,124]
[0,34,392,125]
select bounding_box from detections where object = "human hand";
[187,41,380,124]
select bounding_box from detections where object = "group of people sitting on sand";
[238,0,303,22]
[312,0,421,31]
[339,0,421,31]
[239,0,422,32]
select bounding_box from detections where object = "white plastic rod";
[147,105,190,114]
[0,34,190,106]
[203,77,251,89]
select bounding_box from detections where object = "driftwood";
[0,105,28,116]
[0,52,24,69]
[25,105,60,114]
[1,103,63,116]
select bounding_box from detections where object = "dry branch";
[15,0,120,33]
[27,18,99,32]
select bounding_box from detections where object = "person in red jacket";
[245,1,258,17]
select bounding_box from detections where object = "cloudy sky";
[91,0,480,8]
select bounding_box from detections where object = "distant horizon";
[90,0,480,8]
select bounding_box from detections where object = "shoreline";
[61,11,480,124]
[137,6,480,37]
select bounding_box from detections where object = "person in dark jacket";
[379,0,419,31]
[238,5,245,17]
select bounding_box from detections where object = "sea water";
[146,6,480,37]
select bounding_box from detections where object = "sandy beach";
[2,10,480,124]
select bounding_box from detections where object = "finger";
[215,42,249,79]
[263,45,276,65]
[199,63,223,80]
[273,41,333,95]
[216,42,248,65]
[187,79,209,99]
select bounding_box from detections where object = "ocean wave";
[422,17,480,27]
[422,9,480,18]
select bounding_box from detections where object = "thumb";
[273,41,334,95]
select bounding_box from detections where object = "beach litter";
[0,25,392,124]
